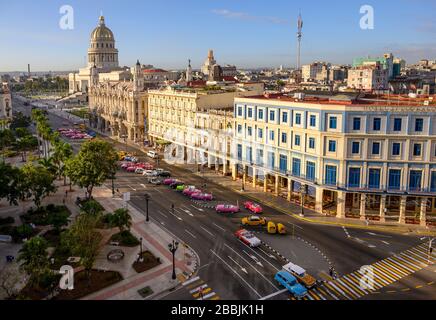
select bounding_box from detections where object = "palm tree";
[18,236,50,288]
[52,140,73,184]
[38,157,57,176]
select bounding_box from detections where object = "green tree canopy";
[110,208,132,233]
[0,161,21,206]
[20,163,57,208]
[18,236,50,287]
[65,139,117,199]
[61,213,102,282]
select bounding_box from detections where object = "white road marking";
[243,245,281,272]
[381,241,390,245]
[212,223,226,232]
[189,284,208,294]
[210,250,262,298]
[259,248,277,260]
[342,226,351,238]
[368,244,377,248]
[200,226,214,237]
[227,256,248,274]
[140,184,146,189]
[183,276,200,286]
[128,185,137,191]
[183,209,194,217]
[198,292,216,300]
[190,284,208,294]
[185,229,197,239]
[259,289,288,301]
[191,205,204,212]
[242,250,264,268]
[224,245,279,289]
[287,222,303,230]
[157,211,168,218]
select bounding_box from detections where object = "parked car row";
[163,181,214,201]
[58,128,94,140]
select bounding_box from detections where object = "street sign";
[123,192,131,202]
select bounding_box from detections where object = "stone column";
[337,191,346,218]
[242,165,247,187]
[223,161,228,176]
[207,154,213,169]
[379,195,387,223]
[252,167,257,188]
[274,174,279,196]
[315,187,324,213]
[420,197,427,227]
[360,194,367,220]
[287,178,292,201]
[399,196,407,224]
[263,174,268,193]
[231,163,237,181]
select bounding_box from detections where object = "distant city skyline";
[0,0,435,72]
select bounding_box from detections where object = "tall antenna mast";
[297,12,303,71]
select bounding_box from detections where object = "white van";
[147,151,157,159]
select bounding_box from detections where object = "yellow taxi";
[241,215,267,227]
[277,223,286,235]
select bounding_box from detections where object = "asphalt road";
[12,95,435,301]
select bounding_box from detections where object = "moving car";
[176,184,186,191]
[148,177,162,185]
[215,204,240,213]
[135,168,145,174]
[182,186,201,196]
[191,193,213,201]
[267,221,277,234]
[241,215,267,226]
[157,171,171,178]
[126,166,138,173]
[282,262,317,289]
[163,178,177,185]
[143,170,158,177]
[274,271,308,299]
[171,182,185,189]
[244,201,263,214]
[277,223,286,235]
[234,229,261,248]
[147,151,158,159]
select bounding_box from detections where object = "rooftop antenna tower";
[297,12,303,71]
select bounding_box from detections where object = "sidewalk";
[82,187,198,300]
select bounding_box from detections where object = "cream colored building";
[302,62,330,83]
[88,61,148,144]
[233,93,436,226]
[348,62,389,91]
[147,83,263,168]
[68,16,128,95]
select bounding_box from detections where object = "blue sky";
[0,0,435,71]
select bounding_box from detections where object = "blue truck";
[274,271,308,299]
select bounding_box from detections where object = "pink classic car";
[191,193,213,201]
[215,204,240,213]
[182,187,202,196]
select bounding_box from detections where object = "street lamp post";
[144,193,150,222]
[420,237,435,265]
[168,240,179,280]
[139,237,143,261]
[300,184,307,217]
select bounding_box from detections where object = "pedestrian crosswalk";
[301,242,434,300]
[182,276,220,300]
